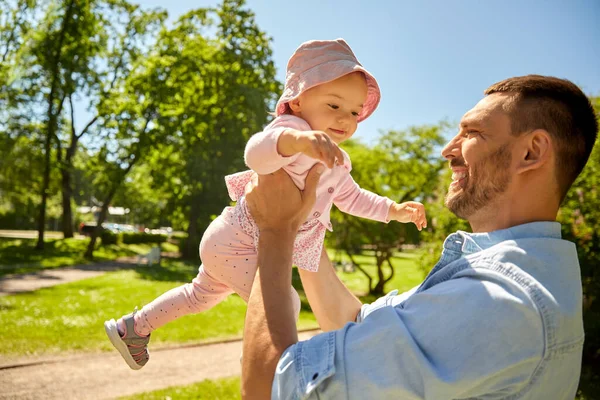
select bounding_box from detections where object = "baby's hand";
[390,201,427,231]
[295,130,344,168]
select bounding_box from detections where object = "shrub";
[100,230,121,246]
[121,232,167,245]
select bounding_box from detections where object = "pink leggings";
[134,207,301,335]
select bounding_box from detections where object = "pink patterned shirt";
[225,115,394,271]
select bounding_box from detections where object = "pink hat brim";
[275,62,380,123]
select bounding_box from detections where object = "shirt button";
[328,187,334,193]
[313,211,321,218]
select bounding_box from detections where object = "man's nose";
[441,134,462,160]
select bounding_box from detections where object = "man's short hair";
[484,75,598,201]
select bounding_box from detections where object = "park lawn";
[0,237,179,276]
[0,251,424,357]
[326,249,425,300]
[0,259,318,357]
[119,376,241,400]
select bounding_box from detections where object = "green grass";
[0,237,178,276]
[326,249,424,301]
[119,376,241,400]
[0,250,424,357]
[0,259,318,357]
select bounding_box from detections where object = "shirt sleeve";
[333,171,394,223]
[244,115,310,175]
[272,273,544,400]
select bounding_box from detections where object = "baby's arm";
[245,115,344,174]
[334,172,427,230]
[334,172,394,222]
[244,116,308,175]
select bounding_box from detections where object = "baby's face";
[291,72,368,144]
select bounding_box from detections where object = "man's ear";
[288,98,301,113]
[516,129,552,174]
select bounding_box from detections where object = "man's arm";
[241,229,298,399]
[298,248,362,331]
[271,274,545,400]
[241,165,324,399]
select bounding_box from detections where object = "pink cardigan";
[224,115,393,270]
[242,115,392,227]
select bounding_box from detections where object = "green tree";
[0,1,45,229]
[82,24,169,258]
[330,124,447,295]
[2,0,105,247]
[0,0,165,247]
[140,0,280,259]
[559,96,600,397]
[55,1,164,239]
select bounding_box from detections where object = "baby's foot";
[104,310,151,370]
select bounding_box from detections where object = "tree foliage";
[558,96,600,397]
[328,123,448,295]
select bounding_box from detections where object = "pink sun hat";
[275,38,381,123]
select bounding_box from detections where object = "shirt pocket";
[273,332,337,400]
[298,331,336,398]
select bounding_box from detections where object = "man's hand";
[389,201,427,231]
[245,164,325,233]
[277,129,344,168]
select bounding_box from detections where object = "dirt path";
[0,330,319,400]
[0,259,138,296]
[0,230,67,240]
[0,262,322,399]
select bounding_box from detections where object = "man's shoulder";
[467,234,578,271]
[462,235,584,349]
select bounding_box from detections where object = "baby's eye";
[351,111,359,117]
[328,104,339,110]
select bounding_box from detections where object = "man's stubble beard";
[445,144,512,220]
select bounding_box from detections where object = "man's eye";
[463,130,479,137]
[328,104,339,110]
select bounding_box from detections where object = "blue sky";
[134,0,600,142]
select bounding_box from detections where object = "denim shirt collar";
[443,221,562,255]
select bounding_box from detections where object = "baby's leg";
[131,210,248,335]
[133,265,234,335]
[208,253,302,322]
[133,207,302,335]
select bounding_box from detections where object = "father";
[240,75,598,399]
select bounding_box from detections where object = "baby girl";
[105,38,427,370]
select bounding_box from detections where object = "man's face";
[441,94,517,220]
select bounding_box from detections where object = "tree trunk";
[383,255,396,286]
[84,116,148,259]
[372,263,386,295]
[61,166,74,238]
[372,250,388,296]
[345,250,373,295]
[62,94,98,239]
[182,193,202,260]
[36,125,53,250]
[35,0,76,250]
[85,186,118,259]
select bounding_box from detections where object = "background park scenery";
[0,0,599,399]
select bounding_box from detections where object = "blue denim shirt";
[272,222,584,399]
